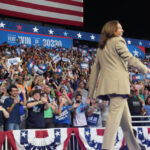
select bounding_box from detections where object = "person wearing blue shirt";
[53,95,79,128]
[3,85,25,130]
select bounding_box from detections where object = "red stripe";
[63,128,73,150]
[0,9,83,26]
[45,0,83,7]
[137,46,145,53]
[35,130,49,138]
[73,128,87,150]
[0,0,83,17]
[148,128,150,134]
[96,129,105,136]
[0,29,73,39]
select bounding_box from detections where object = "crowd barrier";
[1,115,150,150]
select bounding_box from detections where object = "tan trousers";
[102,96,141,150]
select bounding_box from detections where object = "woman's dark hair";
[98,20,120,49]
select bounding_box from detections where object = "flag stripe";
[45,0,83,7]
[0,0,83,17]
[0,3,83,22]
[0,0,83,26]
[17,0,83,12]
[0,9,83,26]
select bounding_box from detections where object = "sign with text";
[0,30,73,48]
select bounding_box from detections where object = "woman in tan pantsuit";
[88,20,150,150]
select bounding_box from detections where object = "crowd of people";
[0,42,150,131]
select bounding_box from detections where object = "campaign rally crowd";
[0,42,150,131]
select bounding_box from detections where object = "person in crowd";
[88,20,150,150]
[100,100,109,127]
[0,85,9,104]
[0,104,9,131]
[87,98,102,127]
[127,89,144,126]
[43,84,55,128]
[3,84,25,130]
[16,75,27,129]
[73,93,90,127]
[53,95,79,128]
[26,89,49,129]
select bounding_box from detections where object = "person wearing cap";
[26,89,49,129]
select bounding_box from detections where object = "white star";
[64,31,68,36]
[94,143,97,148]
[0,22,5,28]
[139,41,142,45]
[48,29,54,35]
[24,144,28,147]
[85,131,90,136]
[138,130,143,135]
[90,34,95,40]
[133,49,139,56]
[127,40,131,44]
[77,32,82,38]
[55,142,60,145]
[33,26,39,32]
[21,132,26,138]
[55,131,60,136]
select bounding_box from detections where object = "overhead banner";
[0,30,73,48]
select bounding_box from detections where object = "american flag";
[0,0,83,26]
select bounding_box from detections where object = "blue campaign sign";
[87,113,100,126]
[146,74,150,80]
[0,30,73,48]
[132,74,144,81]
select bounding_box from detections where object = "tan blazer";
[88,36,148,98]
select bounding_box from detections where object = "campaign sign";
[132,74,144,81]
[0,30,73,48]
[7,57,21,65]
[146,74,150,80]
[87,113,100,126]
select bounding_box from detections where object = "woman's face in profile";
[114,23,124,37]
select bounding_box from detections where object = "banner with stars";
[74,127,150,150]
[6,128,72,150]
[0,29,73,48]
[1,19,150,48]
[127,45,145,59]
[1,127,150,149]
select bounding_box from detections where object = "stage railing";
[1,115,150,150]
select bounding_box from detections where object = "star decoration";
[64,31,68,36]
[21,132,26,138]
[24,144,28,147]
[48,29,54,35]
[127,40,131,44]
[16,24,22,30]
[77,32,82,38]
[33,26,39,32]
[90,34,95,40]
[85,131,90,136]
[55,142,60,145]
[133,49,139,56]
[55,131,60,136]
[138,130,143,135]
[0,22,5,28]
[139,41,142,46]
